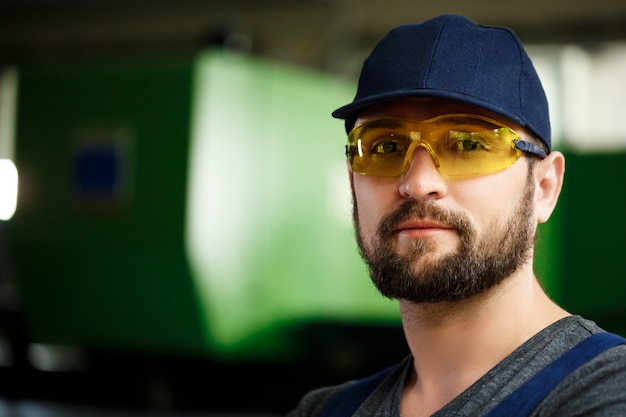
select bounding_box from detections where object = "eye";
[450,131,492,152]
[371,135,406,155]
[460,139,481,151]
[374,140,400,154]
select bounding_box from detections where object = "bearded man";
[288,14,626,417]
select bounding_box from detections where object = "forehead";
[355,97,523,131]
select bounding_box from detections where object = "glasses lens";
[426,115,522,177]
[347,114,523,178]
[347,119,412,177]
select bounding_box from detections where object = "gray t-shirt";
[287,316,626,416]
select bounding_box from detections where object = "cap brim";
[332,88,527,132]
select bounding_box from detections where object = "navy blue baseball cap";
[332,14,551,151]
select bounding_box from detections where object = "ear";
[534,151,565,224]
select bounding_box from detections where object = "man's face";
[349,98,539,303]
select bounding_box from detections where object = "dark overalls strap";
[318,332,626,417]
[484,332,626,417]
[317,364,398,417]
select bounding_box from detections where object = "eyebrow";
[358,119,406,134]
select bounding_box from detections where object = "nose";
[399,145,447,200]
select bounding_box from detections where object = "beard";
[353,180,536,304]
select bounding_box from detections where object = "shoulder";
[286,382,352,417]
[534,319,626,416]
[286,356,411,417]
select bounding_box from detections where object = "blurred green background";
[8,51,625,367]
[0,2,625,414]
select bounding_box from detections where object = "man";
[287,14,626,417]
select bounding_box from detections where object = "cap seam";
[505,28,527,128]
[423,14,452,89]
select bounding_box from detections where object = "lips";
[395,219,453,232]
[394,219,455,238]
[377,199,464,241]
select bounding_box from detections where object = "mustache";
[377,199,471,240]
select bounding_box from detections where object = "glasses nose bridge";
[405,131,441,171]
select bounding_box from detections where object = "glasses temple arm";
[514,139,547,159]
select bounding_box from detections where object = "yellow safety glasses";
[346,113,547,178]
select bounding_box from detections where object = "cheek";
[452,169,529,231]
[352,177,397,240]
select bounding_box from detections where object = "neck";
[398,270,569,417]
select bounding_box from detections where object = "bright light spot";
[529,42,626,152]
[0,159,17,220]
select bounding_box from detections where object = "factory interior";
[0,0,625,416]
